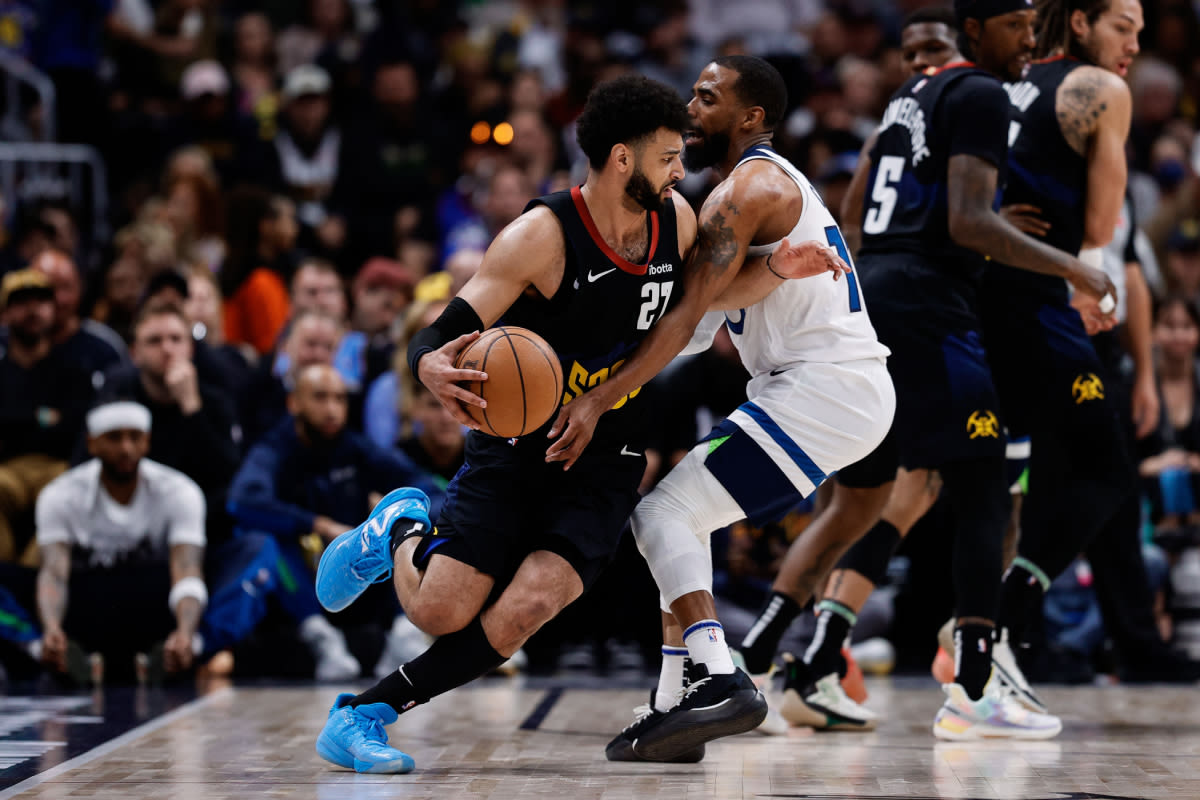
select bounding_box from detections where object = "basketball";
[454,326,563,438]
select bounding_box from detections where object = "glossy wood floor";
[2,678,1197,799]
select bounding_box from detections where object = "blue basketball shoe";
[316,488,431,613]
[316,693,415,773]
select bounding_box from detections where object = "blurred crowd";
[1,0,1200,686]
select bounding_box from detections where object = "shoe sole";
[932,719,1062,741]
[606,740,705,763]
[316,733,415,773]
[631,690,767,761]
[780,689,877,731]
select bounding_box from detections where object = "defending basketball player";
[308,74,841,774]
[544,56,896,762]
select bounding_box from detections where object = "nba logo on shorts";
[708,629,719,643]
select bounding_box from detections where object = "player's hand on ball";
[545,390,606,470]
[768,237,851,281]
[418,331,488,430]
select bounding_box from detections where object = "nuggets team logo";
[1072,373,1105,404]
[966,410,1000,439]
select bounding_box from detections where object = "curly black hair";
[712,55,788,130]
[575,75,689,170]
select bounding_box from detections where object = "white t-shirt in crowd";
[36,458,206,570]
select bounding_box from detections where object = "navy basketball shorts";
[979,292,1115,440]
[841,259,1007,484]
[431,431,644,590]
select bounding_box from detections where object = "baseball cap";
[181,60,230,100]
[282,64,332,102]
[0,268,54,308]
[354,257,413,294]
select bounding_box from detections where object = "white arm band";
[168,576,208,615]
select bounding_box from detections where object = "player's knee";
[408,595,477,638]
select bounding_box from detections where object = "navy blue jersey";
[860,63,1010,297]
[992,56,1090,302]
[502,187,683,450]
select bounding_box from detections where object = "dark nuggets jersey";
[859,64,1010,300]
[991,57,1090,303]
[502,186,683,451]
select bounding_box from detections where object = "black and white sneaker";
[628,666,767,762]
[605,691,705,763]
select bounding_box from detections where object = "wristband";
[407,296,485,386]
[767,252,786,280]
[168,575,209,615]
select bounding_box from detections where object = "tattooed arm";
[546,183,770,467]
[1058,66,1131,248]
[36,542,71,670]
[946,153,1115,300]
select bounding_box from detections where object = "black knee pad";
[834,520,901,586]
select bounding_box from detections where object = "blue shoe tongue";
[358,702,400,725]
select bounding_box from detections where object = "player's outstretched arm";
[410,208,564,430]
[546,185,762,468]
[946,153,1116,303]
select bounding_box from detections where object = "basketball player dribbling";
[308,74,842,774]
[546,56,897,762]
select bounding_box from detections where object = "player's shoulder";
[1061,62,1129,100]
[721,155,803,210]
[486,205,566,269]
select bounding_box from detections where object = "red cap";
[354,257,413,294]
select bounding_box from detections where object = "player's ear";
[743,105,766,131]
[1068,8,1089,39]
[963,17,981,51]
[610,142,631,172]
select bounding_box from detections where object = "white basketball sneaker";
[933,683,1061,741]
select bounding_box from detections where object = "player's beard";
[625,165,668,211]
[100,460,138,485]
[298,414,341,452]
[683,129,731,172]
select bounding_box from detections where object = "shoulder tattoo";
[1057,72,1109,153]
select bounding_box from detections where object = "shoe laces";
[350,710,388,744]
[680,676,712,702]
[622,702,660,734]
[349,543,393,584]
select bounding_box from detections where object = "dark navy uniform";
[981,56,1122,440]
[840,63,1012,487]
[434,187,684,587]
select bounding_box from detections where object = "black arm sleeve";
[406,296,486,386]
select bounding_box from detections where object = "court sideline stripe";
[0,687,233,800]
[518,687,564,730]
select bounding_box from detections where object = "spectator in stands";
[276,0,360,77]
[231,12,277,118]
[100,303,241,540]
[397,381,465,486]
[265,65,343,255]
[350,257,412,383]
[243,308,343,444]
[1164,220,1200,300]
[182,265,254,393]
[31,249,127,386]
[169,60,253,187]
[227,365,441,679]
[443,164,535,259]
[363,298,446,450]
[0,269,94,562]
[162,172,226,272]
[1141,295,1200,531]
[90,252,147,344]
[221,187,297,356]
[32,401,275,684]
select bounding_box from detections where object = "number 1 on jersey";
[823,225,862,313]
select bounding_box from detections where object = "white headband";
[87,402,152,437]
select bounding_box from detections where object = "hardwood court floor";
[3,679,1198,799]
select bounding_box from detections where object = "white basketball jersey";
[722,145,889,376]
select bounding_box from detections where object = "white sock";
[655,646,688,711]
[683,620,735,675]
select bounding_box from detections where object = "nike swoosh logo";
[620,445,642,457]
[588,267,617,282]
[769,368,791,376]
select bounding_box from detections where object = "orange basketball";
[454,326,563,438]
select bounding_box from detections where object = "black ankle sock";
[805,600,855,678]
[350,617,505,712]
[954,623,994,700]
[738,591,801,674]
[998,561,1047,649]
[387,516,430,560]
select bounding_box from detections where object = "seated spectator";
[0,270,95,562]
[227,365,443,679]
[414,248,483,303]
[230,12,277,118]
[397,381,466,486]
[363,298,447,450]
[350,257,412,384]
[162,171,226,272]
[31,249,128,387]
[1142,296,1200,536]
[220,187,297,356]
[100,303,242,541]
[30,402,274,684]
[1163,220,1200,300]
[243,308,344,443]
